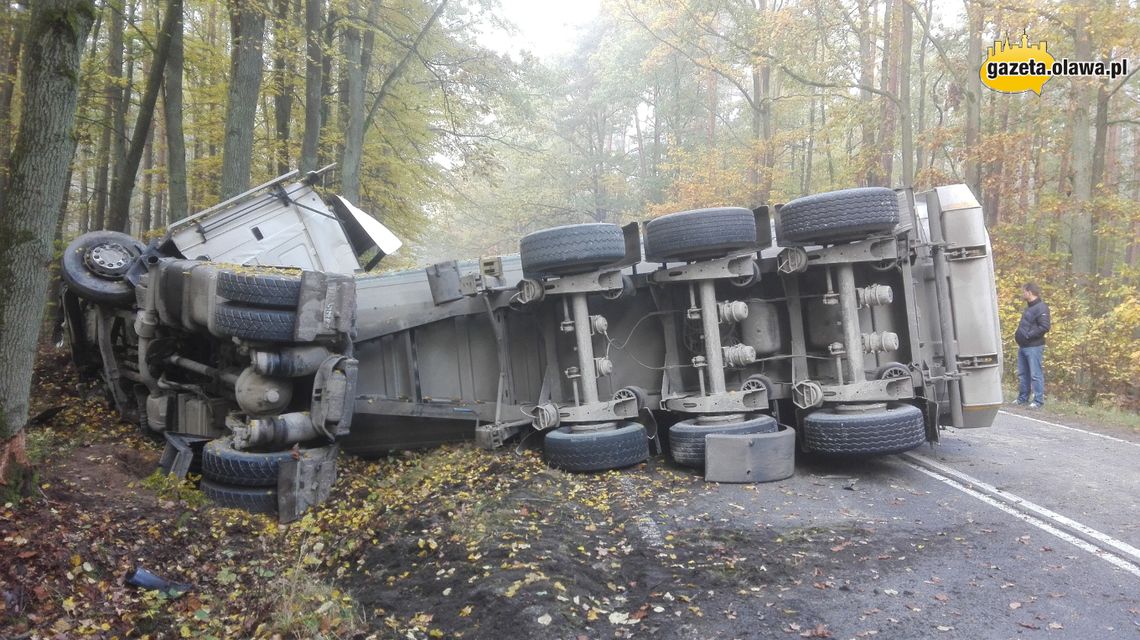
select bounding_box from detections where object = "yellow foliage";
[993,225,1139,409]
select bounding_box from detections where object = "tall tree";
[299,0,323,174]
[163,0,187,224]
[220,0,266,198]
[271,0,294,175]
[0,0,93,484]
[91,0,126,230]
[0,2,26,197]
[106,0,180,232]
[340,0,365,201]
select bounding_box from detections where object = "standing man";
[1014,282,1051,408]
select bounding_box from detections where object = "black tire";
[776,187,899,246]
[199,478,277,514]
[61,231,145,305]
[544,422,649,472]
[644,207,757,262]
[217,269,302,308]
[202,437,296,487]
[519,223,626,278]
[214,303,296,342]
[669,413,778,468]
[802,403,926,456]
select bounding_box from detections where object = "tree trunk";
[107,0,179,233]
[914,0,930,179]
[0,0,93,484]
[106,0,136,233]
[220,1,266,199]
[898,0,913,187]
[141,125,154,231]
[340,0,364,201]
[163,0,187,224]
[1069,7,1095,278]
[0,9,26,197]
[92,1,126,230]
[299,0,323,174]
[858,0,877,187]
[877,0,896,186]
[317,7,335,168]
[272,0,293,175]
[963,1,983,195]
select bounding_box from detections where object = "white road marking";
[998,410,1140,448]
[904,452,1140,566]
[898,457,1140,579]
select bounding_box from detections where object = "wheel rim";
[694,413,748,425]
[834,402,889,414]
[84,241,133,278]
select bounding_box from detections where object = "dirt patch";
[0,348,975,639]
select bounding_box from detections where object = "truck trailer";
[60,169,1003,518]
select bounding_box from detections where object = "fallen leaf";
[1009,602,1021,610]
[800,623,832,638]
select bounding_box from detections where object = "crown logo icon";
[980,32,1055,95]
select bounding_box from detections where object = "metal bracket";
[474,419,529,450]
[820,378,915,403]
[158,432,213,480]
[277,444,339,524]
[536,268,625,297]
[802,236,899,267]
[650,253,758,284]
[295,272,356,341]
[663,388,768,414]
[312,355,358,437]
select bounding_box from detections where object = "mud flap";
[704,427,795,483]
[158,432,212,479]
[277,444,339,524]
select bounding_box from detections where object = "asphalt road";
[613,410,1140,639]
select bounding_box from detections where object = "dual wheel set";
[62,232,339,511]
[519,187,926,476]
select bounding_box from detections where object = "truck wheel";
[200,478,277,514]
[519,223,626,278]
[202,437,300,487]
[217,269,302,308]
[776,187,899,246]
[669,413,778,468]
[644,207,757,262]
[802,403,925,455]
[544,422,649,472]
[214,303,296,342]
[61,231,145,305]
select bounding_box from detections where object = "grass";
[1002,384,1140,433]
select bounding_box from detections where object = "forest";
[0,0,1137,445]
[0,1,1138,637]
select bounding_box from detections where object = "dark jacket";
[1015,298,1051,347]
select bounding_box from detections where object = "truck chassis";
[61,171,1003,518]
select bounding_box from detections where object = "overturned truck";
[61,169,1003,517]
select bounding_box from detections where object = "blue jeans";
[1017,345,1045,405]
